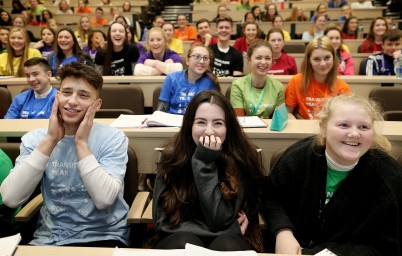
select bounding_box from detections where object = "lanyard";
[249,78,267,116]
[380,54,391,75]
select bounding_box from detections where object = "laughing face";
[147,30,166,57]
[248,45,272,76]
[9,30,26,55]
[109,23,126,49]
[186,46,210,77]
[216,20,232,43]
[24,65,52,95]
[244,23,257,42]
[321,102,373,165]
[57,30,74,53]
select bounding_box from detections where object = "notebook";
[0,233,21,256]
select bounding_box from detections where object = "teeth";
[66,109,79,113]
[344,142,358,146]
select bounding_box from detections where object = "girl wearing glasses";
[134,27,183,76]
[230,40,284,118]
[285,37,351,119]
[157,43,220,115]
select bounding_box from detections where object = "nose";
[67,93,79,105]
[204,123,214,136]
[348,127,360,138]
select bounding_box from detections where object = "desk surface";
[1,119,402,173]
[14,245,291,256]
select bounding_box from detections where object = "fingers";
[199,135,222,150]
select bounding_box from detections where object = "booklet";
[0,233,21,256]
[237,116,267,128]
[111,111,183,128]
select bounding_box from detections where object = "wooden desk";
[1,119,402,174]
[14,245,287,256]
[1,76,402,109]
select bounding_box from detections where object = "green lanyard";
[249,78,267,116]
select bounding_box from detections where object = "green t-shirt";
[325,166,351,205]
[230,74,285,118]
[0,149,13,205]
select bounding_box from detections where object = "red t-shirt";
[268,53,298,75]
[191,37,218,46]
[359,39,382,54]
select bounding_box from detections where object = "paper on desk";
[185,243,257,256]
[314,248,338,256]
[113,248,184,256]
[110,114,151,128]
[237,116,267,128]
[0,233,21,256]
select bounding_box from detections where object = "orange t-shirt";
[174,26,197,41]
[285,73,351,119]
[91,18,108,26]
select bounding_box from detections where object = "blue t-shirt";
[15,123,130,246]
[5,88,58,119]
[159,70,218,114]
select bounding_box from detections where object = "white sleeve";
[78,154,123,210]
[134,64,153,76]
[0,149,48,208]
[165,63,184,74]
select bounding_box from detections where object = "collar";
[34,86,52,99]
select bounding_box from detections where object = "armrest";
[127,191,150,224]
[141,199,153,224]
[14,193,43,222]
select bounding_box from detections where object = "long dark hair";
[103,22,128,75]
[55,27,86,72]
[365,17,388,52]
[342,16,358,39]
[159,91,265,227]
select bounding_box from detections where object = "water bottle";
[358,25,364,39]
[395,54,402,78]
[141,26,149,41]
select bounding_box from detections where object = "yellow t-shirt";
[168,37,184,55]
[0,48,42,76]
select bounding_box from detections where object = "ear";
[319,121,326,138]
[47,70,52,79]
[95,98,102,111]
[185,57,190,67]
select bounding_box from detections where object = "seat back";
[283,42,306,53]
[124,145,139,205]
[269,147,287,174]
[358,58,368,75]
[153,86,162,112]
[384,111,402,121]
[225,86,231,100]
[0,142,20,166]
[99,84,144,115]
[95,109,135,118]
[368,87,402,112]
[0,87,12,119]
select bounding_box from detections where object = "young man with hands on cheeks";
[0,63,130,247]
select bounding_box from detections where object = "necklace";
[249,78,267,115]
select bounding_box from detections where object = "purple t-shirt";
[137,49,182,64]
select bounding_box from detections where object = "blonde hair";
[317,94,392,152]
[300,36,338,94]
[146,27,167,48]
[308,14,326,37]
[5,27,30,77]
[77,15,93,42]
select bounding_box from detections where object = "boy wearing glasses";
[1,63,130,247]
[5,58,57,119]
[364,29,402,76]
[174,14,197,41]
[157,44,220,114]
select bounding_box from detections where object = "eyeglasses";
[190,54,210,62]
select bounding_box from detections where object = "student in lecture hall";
[174,14,197,41]
[152,15,165,28]
[341,16,359,39]
[310,3,331,22]
[212,4,228,22]
[0,62,131,247]
[266,28,297,75]
[134,27,183,76]
[302,14,327,41]
[236,0,252,11]
[47,19,59,32]
[157,43,220,115]
[47,27,94,75]
[32,27,57,59]
[56,0,73,14]
[262,3,277,22]
[231,40,284,118]
[125,25,146,55]
[11,0,26,14]
[153,90,265,252]
[364,29,402,76]
[285,36,351,120]
[324,27,354,75]
[271,15,291,41]
[0,27,42,77]
[21,10,39,26]
[4,58,57,119]
[337,4,353,21]
[162,22,184,55]
[95,22,140,76]
[209,16,244,77]
[91,7,109,27]
[327,0,348,8]
[261,93,402,255]
[285,5,309,22]
[251,5,262,22]
[39,10,53,26]
[233,22,261,56]
[0,10,13,26]
[76,0,92,13]
[12,16,37,43]
[359,17,388,54]
[82,29,106,61]
[74,15,93,45]
[0,27,9,54]
[192,19,218,47]
[28,0,47,16]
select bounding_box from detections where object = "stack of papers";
[112,243,256,256]
[111,112,267,129]
[0,233,21,256]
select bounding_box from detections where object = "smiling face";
[0,28,9,46]
[153,17,164,28]
[13,17,24,27]
[248,45,272,76]
[382,39,401,57]
[244,23,257,41]
[186,46,210,78]
[310,48,334,78]
[341,5,351,17]
[162,23,174,40]
[216,20,232,43]
[147,30,166,56]
[80,16,90,31]
[315,15,326,31]
[1,12,10,22]
[109,23,126,48]
[197,21,211,39]
[348,18,358,32]
[177,15,187,29]
[58,77,101,133]
[218,6,227,17]
[253,7,261,17]
[245,13,255,23]
[9,30,26,55]
[268,31,284,54]
[326,29,342,51]
[57,30,74,53]
[192,102,227,146]
[317,4,327,14]
[91,31,104,49]
[322,102,373,165]
[42,28,54,45]
[24,65,51,94]
[372,19,387,38]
